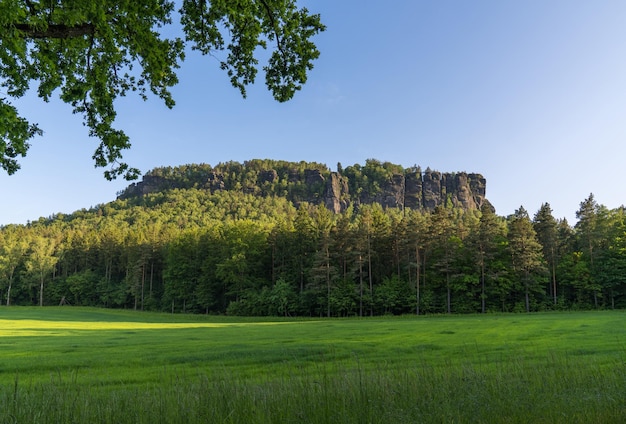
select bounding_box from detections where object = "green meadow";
[0,308,624,423]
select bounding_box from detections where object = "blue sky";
[2,0,626,225]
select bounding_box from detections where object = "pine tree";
[507,207,546,312]
[574,194,605,307]
[470,200,505,313]
[428,206,457,313]
[533,203,559,305]
[403,210,428,315]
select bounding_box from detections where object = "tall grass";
[0,308,624,423]
[1,354,624,423]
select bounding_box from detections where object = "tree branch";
[23,0,37,16]
[14,23,95,39]
[258,0,286,58]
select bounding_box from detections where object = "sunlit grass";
[0,318,297,336]
[0,307,624,423]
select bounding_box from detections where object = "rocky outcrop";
[348,170,485,212]
[119,161,486,213]
[258,170,278,184]
[422,170,442,210]
[324,172,350,214]
[304,169,325,186]
[404,171,423,210]
[121,175,179,198]
[446,172,486,210]
[207,172,225,193]
[418,171,486,211]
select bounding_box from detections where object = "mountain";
[118,159,487,213]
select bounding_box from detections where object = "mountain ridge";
[118,159,487,213]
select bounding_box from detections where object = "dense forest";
[1,160,624,316]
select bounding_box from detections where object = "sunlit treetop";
[0,0,325,179]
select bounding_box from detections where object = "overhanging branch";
[259,0,286,58]
[13,23,94,39]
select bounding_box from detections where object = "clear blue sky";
[2,0,626,225]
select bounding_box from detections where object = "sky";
[2,0,626,225]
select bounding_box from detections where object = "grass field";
[0,307,624,423]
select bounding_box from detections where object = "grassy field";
[0,307,624,423]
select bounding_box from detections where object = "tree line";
[0,188,624,316]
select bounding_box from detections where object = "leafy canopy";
[0,0,325,179]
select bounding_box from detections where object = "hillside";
[3,158,621,316]
[117,159,487,213]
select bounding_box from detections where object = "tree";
[374,275,411,315]
[25,232,60,307]
[574,194,606,307]
[164,230,202,313]
[597,208,626,309]
[533,203,558,305]
[268,278,297,317]
[507,207,546,312]
[470,200,505,313]
[216,220,268,305]
[554,218,574,307]
[403,210,427,315]
[428,206,458,313]
[96,221,127,307]
[0,225,28,305]
[0,1,325,179]
[293,204,316,295]
[310,204,335,317]
[354,205,382,316]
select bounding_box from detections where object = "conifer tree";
[404,210,428,315]
[507,207,546,312]
[428,206,458,313]
[574,194,606,307]
[533,203,559,305]
[470,200,504,313]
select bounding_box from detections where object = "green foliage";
[63,270,102,306]
[0,225,28,305]
[507,207,547,312]
[374,275,412,315]
[0,1,325,179]
[118,160,333,203]
[24,231,60,306]
[2,181,626,315]
[342,159,403,199]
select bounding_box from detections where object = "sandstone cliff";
[324,169,486,213]
[119,160,486,213]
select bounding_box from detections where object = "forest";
[0,160,624,316]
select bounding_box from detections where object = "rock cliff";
[324,169,486,213]
[119,161,486,213]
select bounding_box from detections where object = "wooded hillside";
[0,160,623,315]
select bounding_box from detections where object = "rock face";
[119,162,486,213]
[404,171,423,209]
[422,170,442,210]
[304,169,325,186]
[121,175,177,197]
[324,172,350,214]
[258,170,277,184]
[347,170,486,212]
